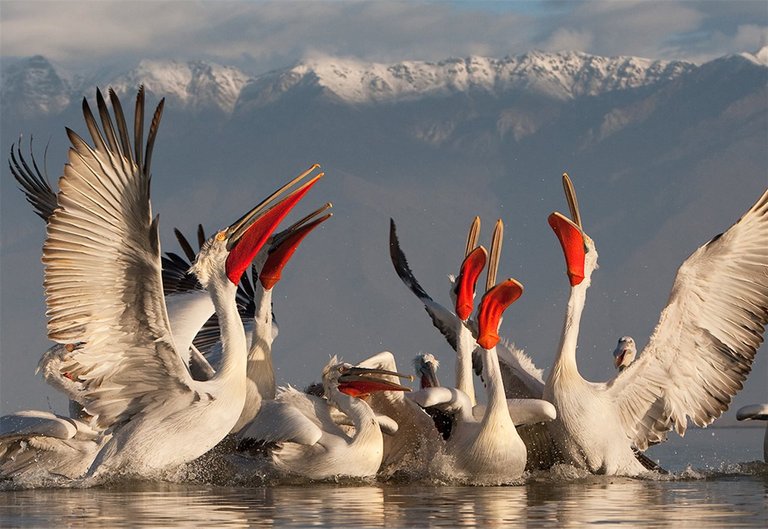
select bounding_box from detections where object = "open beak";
[548,212,585,287]
[476,278,524,350]
[549,172,587,287]
[259,203,332,290]
[464,216,481,258]
[338,366,413,397]
[485,219,503,292]
[225,165,323,284]
[454,246,488,321]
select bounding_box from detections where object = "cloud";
[539,28,595,53]
[0,0,766,74]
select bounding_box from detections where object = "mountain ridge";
[8,49,765,118]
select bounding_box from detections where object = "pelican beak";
[454,246,488,321]
[338,366,413,397]
[548,212,586,286]
[224,165,323,284]
[613,350,626,369]
[476,278,524,350]
[418,362,441,389]
[259,203,333,290]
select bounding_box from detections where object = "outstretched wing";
[9,138,58,222]
[389,218,461,350]
[608,189,768,449]
[43,87,195,429]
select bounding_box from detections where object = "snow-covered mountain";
[0,50,705,118]
[104,60,250,113]
[0,56,71,116]
[240,51,694,107]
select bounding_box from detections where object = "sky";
[0,0,766,443]
[1,0,766,77]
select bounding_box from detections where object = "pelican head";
[612,336,637,371]
[476,278,524,350]
[191,166,323,288]
[322,358,413,399]
[548,173,598,288]
[413,353,441,388]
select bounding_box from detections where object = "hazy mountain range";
[1,49,766,426]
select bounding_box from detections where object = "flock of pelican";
[1,87,767,485]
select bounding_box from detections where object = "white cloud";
[0,0,765,73]
[539,28,595,53]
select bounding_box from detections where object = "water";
[1,427,766,528]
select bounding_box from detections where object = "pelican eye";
[216,231,227,241]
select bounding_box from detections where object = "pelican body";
[238,358,412,480]
[544,175,768,475]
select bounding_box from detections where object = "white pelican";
[0,411,102,480]
[411,276,554,483]
[2,87,323,480]
[390,218,545,406]
[612,336,637,372]
[237,357,412,480]
[352,351,442,476]
[10,138,329,432]
[736,404,768,462]
[542,174,768,475]
[172,205,333,433]
[389,218,492,406]
[413,353,454,440]
[391,218,557,469]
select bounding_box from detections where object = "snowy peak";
[1,56,71,116]
[255,51,696,104]
[105,60,250,113]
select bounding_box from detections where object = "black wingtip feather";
[389,218,433,302]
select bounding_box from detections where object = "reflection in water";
[1,428,767,528]
[2,475,767,528]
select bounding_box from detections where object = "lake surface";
[1,427,766,528]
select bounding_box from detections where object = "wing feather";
[239,387,324,446]
[43,89,194,429]
[608,189,768,449]
[9,139,58,221]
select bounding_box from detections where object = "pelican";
[391,218,557,468]
[413,353,454,440]
[389,218,494,406]
[352,351,442,476]
[410,277,546,483]
[0,411,102,480]
[2,87,323,480]
[736,404,768,462]
[612,336,637,372]
[390,218,545,405]
[170,204,332,433]
[10,138,329,429]
[237,357,412,480]
[542,174,768,475]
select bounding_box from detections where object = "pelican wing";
[608,189,768,449]
[43,88,194,429]
[239,387,325,446]
[494,339,546,399]
[389,218,462,350]
[9,139,58,222]
[409,386,473,417]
